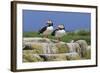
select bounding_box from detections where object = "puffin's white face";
[57,30,66,33]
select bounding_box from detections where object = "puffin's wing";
[39,26,47,34]
[52,29,58,36]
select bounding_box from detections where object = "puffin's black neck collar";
[47,23,53,26]
[58,28,65,30]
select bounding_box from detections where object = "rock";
[39,54,67,61]
[52,54,67,61]
[23,37,51,44]
[66,43,81,57]
[38,53,81,61]
[87,46,91,50]
[23,50,44,62]
[48,54,67,61]
[42,43,58,54]
[23,38,58,54]
[55,42,69,53]
[75,40,88,57]
[23,44,44,54]
[83,46,91,59]
[23,38,90,62]
[66,52,81,60]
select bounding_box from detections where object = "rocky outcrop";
[23,37,90,62]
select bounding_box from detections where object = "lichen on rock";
[23,50,44,62]
[23,37,90,62]
[55,42,69,53]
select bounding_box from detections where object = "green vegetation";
[62,34,90,45]
[23,32,55,40]
[23,30,91,45]
[23,32,41,37]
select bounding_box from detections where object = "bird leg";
[46,35,49,38]
[56,37,61,41]
[43,35,48,38]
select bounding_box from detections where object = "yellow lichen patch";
[23,50,44,62]
[55,43,69,53]
[30,43,44,54]
[83,49,91,59]
[31,43,43,49]
[53,54,67,61]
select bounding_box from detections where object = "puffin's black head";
[46,20,53,26]
[58,24,65,30]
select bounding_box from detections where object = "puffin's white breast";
[47,26,53,30]
[55,30,66,37]
[43,26,53,35]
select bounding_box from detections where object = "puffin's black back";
[39,26,47,34]
[39,23,53,34]
[51,29,58,36]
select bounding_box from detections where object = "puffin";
[39,20,53,38]
[52,24,66,41]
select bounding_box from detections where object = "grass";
[61,34,90,45]
[23,30,91,45]
[23,32,41,37]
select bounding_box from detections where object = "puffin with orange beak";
[39,20,54,38]
[52,24,66,41]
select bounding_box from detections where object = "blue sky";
[23,10,91,32]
